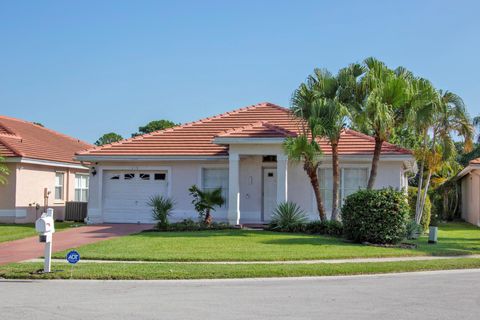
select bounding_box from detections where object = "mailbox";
[35,215,55,235]
[35,208,55,273]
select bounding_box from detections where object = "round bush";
[407,186,431,232]
[341,188,410,244]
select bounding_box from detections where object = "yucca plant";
[269,202,308,232]
[148,195,175,229]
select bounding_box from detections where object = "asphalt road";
[1,269,479,320]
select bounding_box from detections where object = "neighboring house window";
[319,167,368,211]
[202,168,228,208]
[74,174,89,202]
[55,172,64,200]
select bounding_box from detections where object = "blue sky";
[1,0,479,143]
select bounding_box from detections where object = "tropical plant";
[148,195,175,229]
[132,119,177,137]
[414,90,473,225]
[408,186,431,232]
[269,202,308,232]
[188,185,225,226]
[473,116,480,143]
[0,156,9,184]
[94,132,124,146]
[350,57,412,189]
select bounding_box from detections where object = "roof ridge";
[0,115,92,148]
[344,128,413,154]
[78,102,281,154]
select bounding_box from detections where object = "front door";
[262,168,277,222]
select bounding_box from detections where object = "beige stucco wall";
[0,162,88,223]
[87,154,409,224]
[461,172,480,226]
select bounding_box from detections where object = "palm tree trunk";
[305,162,326,222]
[415,131,428,219]
[367,136,384,189]
[416,132,437,224]
[331,142,340,221]
[205,208,212,226]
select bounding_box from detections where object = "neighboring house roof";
[457,157,480,179]
[77,102,412,158]
[0,115,93,164]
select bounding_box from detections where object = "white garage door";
[103,170,169,223]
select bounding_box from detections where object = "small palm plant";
[189,185,225,226]
[0,156,9,185]
[269,202,308,232]
[148,195,175,229]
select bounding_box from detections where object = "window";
[318,167,368,211]
[140,173,150,180]
[124,173,135,180]
[74,174,89,202]
[154,173,166,180]
[110,175,120,180]
[55,172,64,200]
[202,168,228,208]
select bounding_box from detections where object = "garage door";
[103,170,168,223]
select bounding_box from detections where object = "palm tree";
[0,156,8,185]
[473,116,480,143]
[352,58,412,189]
[189,185,225,226]
[415,90,473,224]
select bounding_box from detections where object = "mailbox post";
[35,208,55,273]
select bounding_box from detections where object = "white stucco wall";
[86,153,409,224]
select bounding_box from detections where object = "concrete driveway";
[1,269,479,320]
[0,224,152,265]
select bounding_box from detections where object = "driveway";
[0,224,152,265]
[0,269,479,319]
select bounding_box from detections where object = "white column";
[277,154,288,204]
[227,153,240,225]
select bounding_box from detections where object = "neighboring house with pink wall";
[77,102,416,225]
[0,115,92,223]
[458,157,480,226]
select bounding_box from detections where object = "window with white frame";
[319,167,368,211]
[74,174,89,202]
[202,168,229,208]
[55,172,64,200]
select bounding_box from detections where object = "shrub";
[189,185,225,225]
[148,195,175,229]
[405,219,423,240]
[269,202,308,232]
[407,186,431,232]
[157,218,232,231]
[341,188,410,244]
[305,220,343,236]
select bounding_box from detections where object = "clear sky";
[1,0,479,143]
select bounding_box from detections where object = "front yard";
[52,222,480,261]
[0,222,84,243]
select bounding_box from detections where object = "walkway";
[0,224,152,265]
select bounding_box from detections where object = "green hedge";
[341,188,410,244]
[407,186,431,232]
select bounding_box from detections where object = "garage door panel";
[102,170,168,223]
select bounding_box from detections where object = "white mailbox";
[35,208,55,273]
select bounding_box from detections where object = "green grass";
[53,222,480,262]
[0,222,84,243]
[2,258,480,280]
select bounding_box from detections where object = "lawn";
[2,258,480,280]
[53,222,480,262]
[0,222,84,243]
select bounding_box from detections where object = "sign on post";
[66,250,80,264]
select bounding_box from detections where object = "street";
[1,269,479,320]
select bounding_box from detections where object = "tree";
[305,66,360,220]
[132,119,177,137]
[286,82,327,221]
[95,132,124,146]
[414,90,473,225]
[351,57,412,189]
[189,185,225,226]
[473,116,480,143]
[0,156,9,185]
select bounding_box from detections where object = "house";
[458,158,480,226]
[0,115,92,223]
[77,102,415,225]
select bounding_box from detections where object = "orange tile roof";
[470,157,480,165]
[0,115,93,164]
[78,102,412,157]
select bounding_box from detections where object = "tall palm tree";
[0,156,8,185]
[415,90,473,224]
[352,58,412,189]
[287,82,327,221]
